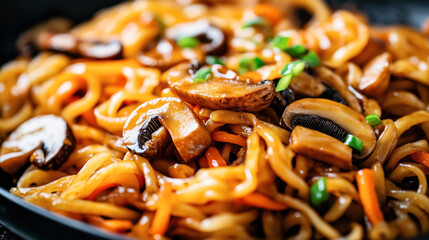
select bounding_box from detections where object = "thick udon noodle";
[1,0,429,239]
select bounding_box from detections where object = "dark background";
[0,0,428,65]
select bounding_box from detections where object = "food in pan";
[1,0,429,239]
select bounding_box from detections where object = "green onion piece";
[242,17,269,29]
[275,74,292,92]
[310,177,329,206]
[366,114,382,127]
[285,44,307,58]
[193,67,212,83]
[177,36,198,48]
[238,56,265,74]
[271,36,290,51]
[344,134,364,152]
[280,60,306,77]
[301,51,321,68]
[206,56,224,65]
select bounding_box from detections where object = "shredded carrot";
[86,174,144,201]
[410,151,429,168]
[86,215,133,233]
[236,192,288,210]
[252,3,283,26]
[56,76,86,104]
[212,131,247,147]
[241,71,262,84]
[81,109,98,127]
[198,156,210,168]
[205,146,227,167]
[356,169,384,225]
[423,17,429,35]
[150,182,173,236]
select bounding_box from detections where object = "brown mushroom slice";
[314,66,362,113]
[165,63,275,112]
[357,52,392,97]
[38,33,123,60]
[289,72,326,97]
[290,126,352,170]
[0,115,76,175]
[282,98,376,158]
[123,97,211,162]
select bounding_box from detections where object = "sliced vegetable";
[275,74,292,92]
[356,169,385,225]
[410,151,429,168]
[236,192,288,210]
[285,44,307,58]
[281,60,306,76]
[271,36,290,51]
[177,36,198,48]
[310,177,329,206]
[86,215,133,233]
[366,114,382,127]
[205,146,227,167]
[212,130,247,147]
[252,4,283,26]
[193,67,212,83]
[151,182,173,236]
[301,51,321,67]
[206,56,223,65]
[238,56,265,74]
[344,134,364,152]
[242,17,269,29]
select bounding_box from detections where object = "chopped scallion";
[238,56,265,74]
[280,60,306,77]
[366,114,382,127]
[242,17,269,29]
[285,44,307,58]
[193,67,212,83]
[344,134,364,152]
[301,51,321,68]
[271,36,290,51]
[310,177,329,206]
[206,56,224,65]
[275,74,292,92]
[177,36,198,48]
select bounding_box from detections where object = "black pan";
[0,0,428,239]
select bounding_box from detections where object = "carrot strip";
[56,76,86,103]
[212,131,247,147]
[86,215,133,233]
[235,192,287,210]
[151,182,173,236]
[198,156,209,168]
[410,151,429,168]
[86,183,118,201]
[252,4,283,26]
[86,174,144,201]
[356,169,384,225]
[205,147,227,167]
[81,109,98,127]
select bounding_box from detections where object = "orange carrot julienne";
[198,156,210,168]
[212,131,247,147]
[236,192,287,210]
[86,215,133,233]
[410,151,429,168]
[81,109,98,127]
[86,174,144,200]
[205,146,227,167]
[86,183,118,201]
[151,182,173,236]
[252,3,283,26]
[356,169,384,225]
[56,77,86,103]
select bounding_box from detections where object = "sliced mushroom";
[123,97,211,162]
[165,63,275,112]
[282,98,376,158]
[37,33,123,60]
[0,115,75,175]
[352,37,386,66]
[167,20,227,55]
[289,71,326,98]
[290,126,352,170]
[357,52,392,97]
[270,88,295,116]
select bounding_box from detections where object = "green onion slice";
[366,114,382,127]
[344,134,364,152]
[275,74,292,92]
[193,67,212,83]
[285,44,308,58]
[242,17,269,29]
[206,56,224,65]
[238,56,265,74]
[301,51,321,68]
[271,36,290,51]
[280,60,306,77]
[310,177,329,206]
[177,36,199,48]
